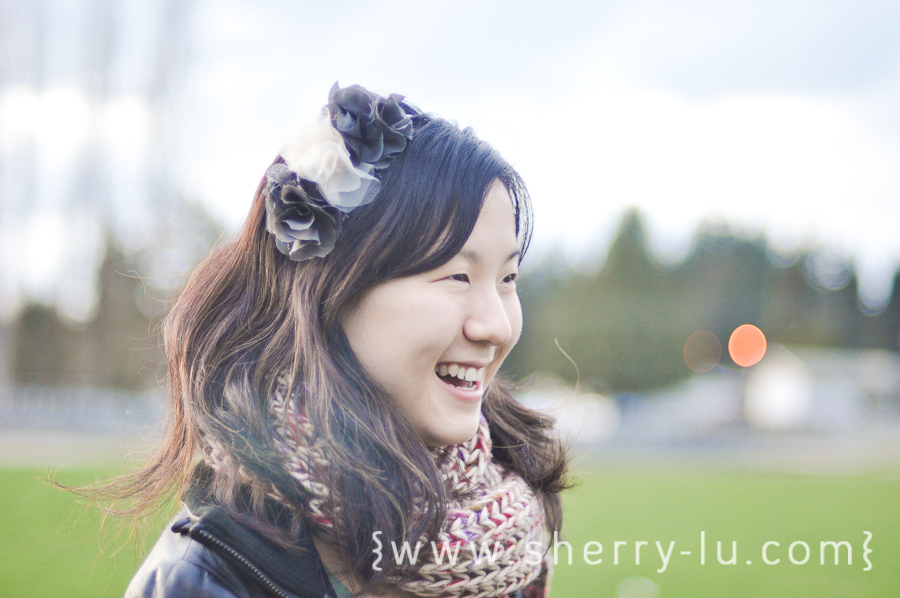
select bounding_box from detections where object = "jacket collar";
[173,501,335,598]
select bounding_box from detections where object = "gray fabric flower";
[327,83,413,170]
[265,164,343,261]
[263,84,415,261]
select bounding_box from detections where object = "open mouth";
[434,363,484,391]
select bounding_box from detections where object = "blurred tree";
[510,208,900,394]
[681,229,770,365]
[512,209,689,391]
[10,195,222,391]
[13,240,157,390]
[858,272,900,351]
[0,0,196,353]
[13,304,76,386]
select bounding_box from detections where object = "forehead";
[458,182,518,256]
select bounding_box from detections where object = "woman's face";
[341,180,523,447]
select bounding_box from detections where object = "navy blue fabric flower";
[327,83,413,170]
[265,164,343,261]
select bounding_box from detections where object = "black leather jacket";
[125,504,337,598]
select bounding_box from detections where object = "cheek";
[342,286,457,374]
[494,296,523,367]
[508,296,524,347]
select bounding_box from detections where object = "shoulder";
[126,508,333,598]
[125,513,260,598]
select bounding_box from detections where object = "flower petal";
[327,82,414,172]
[264,163,345,261]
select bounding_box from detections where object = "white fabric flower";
[281,109,380,212]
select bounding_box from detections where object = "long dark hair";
[106,112,568,589]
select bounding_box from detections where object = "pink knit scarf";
[244,383,552,598]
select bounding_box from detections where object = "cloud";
[181,0,900,301]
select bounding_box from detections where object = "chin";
[426,415,481,448]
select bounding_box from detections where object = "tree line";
[9,209,900,394]
[507,210,900,392]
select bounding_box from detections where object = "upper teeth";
[436,363,485,382]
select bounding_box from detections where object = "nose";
[463,287,514,347]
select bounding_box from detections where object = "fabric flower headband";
[265,83,414,261]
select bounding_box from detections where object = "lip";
[436,374,484,403]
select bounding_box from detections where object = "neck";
[313,536,417,598]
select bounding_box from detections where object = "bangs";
[325,116,532,296]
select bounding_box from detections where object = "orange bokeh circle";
[728,324,767,367]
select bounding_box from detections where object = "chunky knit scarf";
[206,383,551,598]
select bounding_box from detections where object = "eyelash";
[447,273,517,284]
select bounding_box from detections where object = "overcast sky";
[180,0,900,308]
[3,0,900,316]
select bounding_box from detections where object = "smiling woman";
[99,84,569,598]
[341,182,523,448]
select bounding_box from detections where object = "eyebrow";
[459,249,520,263]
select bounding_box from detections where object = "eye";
[448,273,470,283]
[503,272,518,284]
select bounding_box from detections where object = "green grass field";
[553,463,900,597]
[0,468,169,598]
[2,464,898,597]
